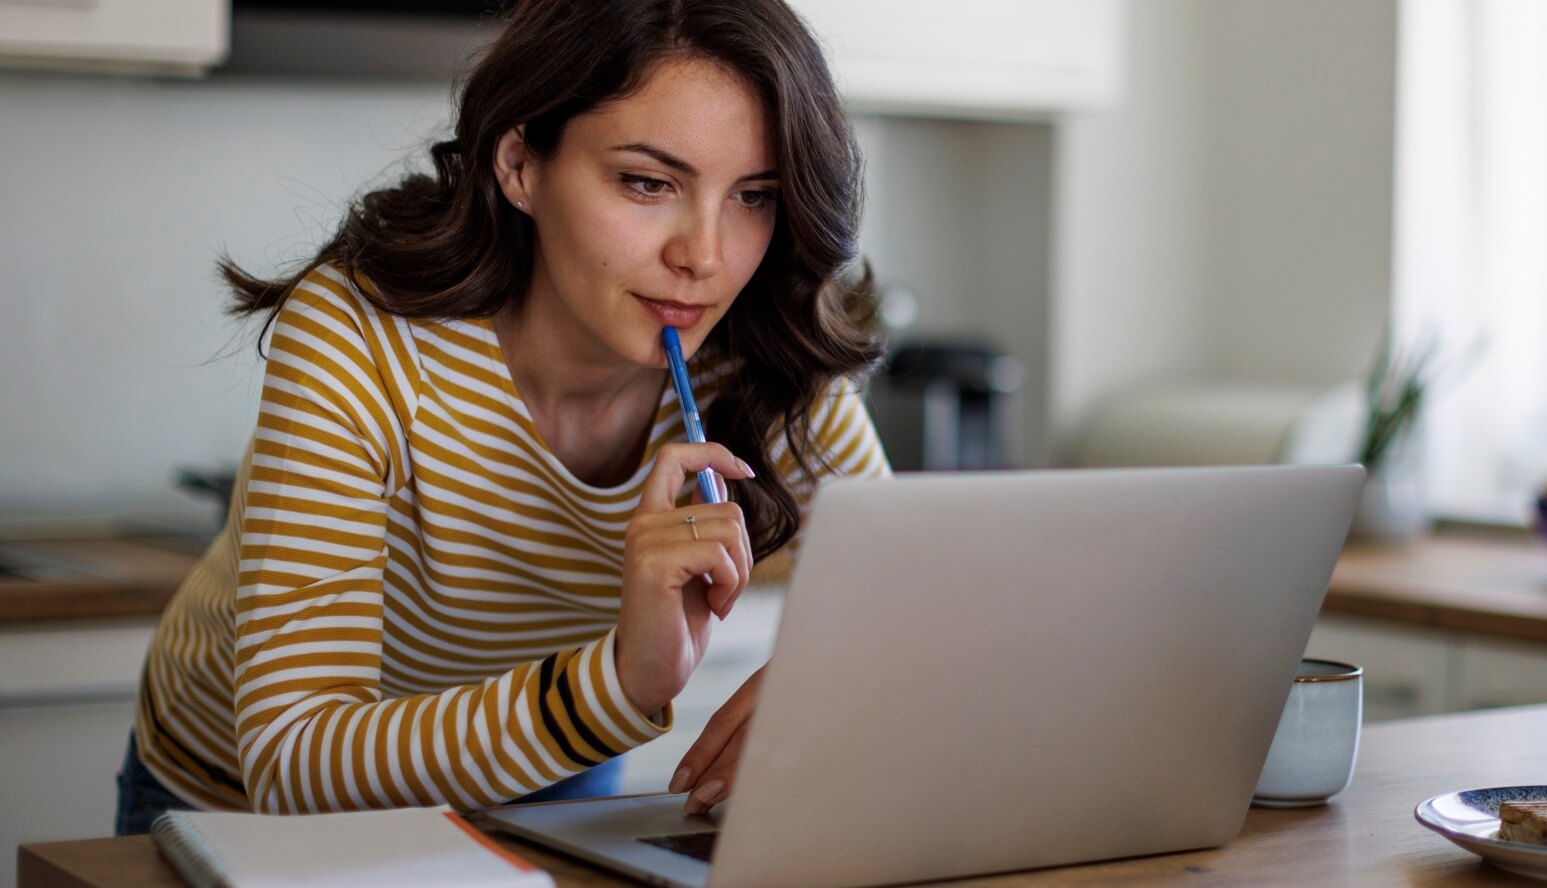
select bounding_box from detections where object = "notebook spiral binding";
[150,811,232,888]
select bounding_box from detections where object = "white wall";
[0,0,1408,518]
[1201,0,1399,384]
[1050,0,1401,461]
[0,71,455,528]
[0,66,1056,522]
[1050,0,1212,459]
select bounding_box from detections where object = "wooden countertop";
[0,537,790,624]
[3,532,1542,639]
[20,703,1547,887]
[0,537,197,623]
[1326,533,1547,643]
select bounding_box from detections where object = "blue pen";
[662,327,724,505]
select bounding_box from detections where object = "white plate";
[1415,785,1547,879]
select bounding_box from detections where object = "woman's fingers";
[685,471,751,614]
[671,702,743,794]
[685,506,751,617]
[637,503,752,618]
[690,471,730,506]
[674,668,762,814]
[693,480,752,601]
[613,446,756,713]
[614,542,729,715]
[681,722,748,814]
[636,536,740,599]
[639,443,754,514]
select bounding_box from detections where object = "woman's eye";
[735,190,778,211]
[621,174,671,197]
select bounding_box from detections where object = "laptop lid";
[484,465,1364,888]
[704,464,1363,887]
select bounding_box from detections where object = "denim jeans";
[513,754,623,803]
[114,732,195,836]
[113,731,622,834]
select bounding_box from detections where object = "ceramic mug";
[1252,658,1363,807]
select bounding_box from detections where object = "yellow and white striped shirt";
[135,264,890,813]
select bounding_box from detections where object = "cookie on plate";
[1498,800,1547,845]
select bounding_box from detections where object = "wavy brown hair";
[221,0,883,562]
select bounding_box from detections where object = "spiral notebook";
[150,806,554,887]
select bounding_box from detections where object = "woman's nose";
[664,212,723,280]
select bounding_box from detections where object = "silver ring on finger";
[685,514,700,541]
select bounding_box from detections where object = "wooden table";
[18,704,1547,887]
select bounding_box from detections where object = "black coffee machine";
[867,340,1023,471]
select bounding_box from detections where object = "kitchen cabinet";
[0,618,156,888]
[787,0,1123,120]
[1307,534,1547,722]
[1457,636,1547,711]
[0,0,228,77]
[222,0,1121,118]
[1304,615,1452,722]
[1306,614,1547,724]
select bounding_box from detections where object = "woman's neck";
[492,295,667,487]
[496,305,649,408]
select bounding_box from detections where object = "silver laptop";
[482,465,1364,888]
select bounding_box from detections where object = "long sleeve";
[233,273,667,815]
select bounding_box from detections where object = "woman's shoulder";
[274,262,433,356]
[268,263,426,390]
[263,262,425,435]
[281,262,390,324]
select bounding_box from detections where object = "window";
[1394,0,1547,524]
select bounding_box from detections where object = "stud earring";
[516,200,526,210]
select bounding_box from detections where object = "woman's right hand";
[615,443,755,719]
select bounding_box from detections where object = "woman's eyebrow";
[610,142,778,184]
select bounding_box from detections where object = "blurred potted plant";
[1350,337,1435,542]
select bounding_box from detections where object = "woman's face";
[498,56,779,369]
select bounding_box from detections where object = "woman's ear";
[493,126,533,213]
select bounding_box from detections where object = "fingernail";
[670,766,691,794]
[693,778,725,805]
[736,458,756,478]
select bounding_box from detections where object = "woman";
[118,0,889,834]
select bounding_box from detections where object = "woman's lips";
[635,294,707,329]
